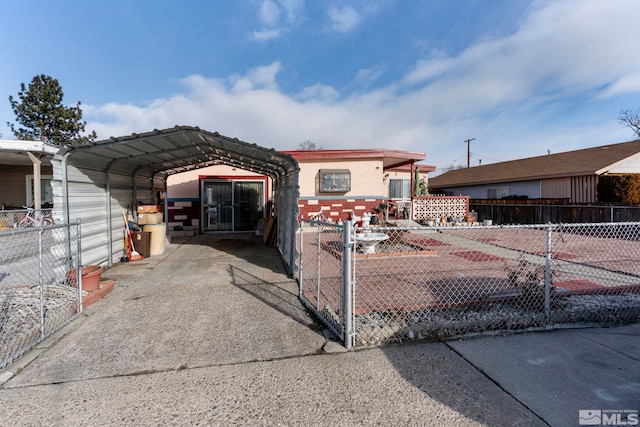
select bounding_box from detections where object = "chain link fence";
[298,220,352,344]
[0,208,55,230]
[298,221,640,348]
[0,222,82,368]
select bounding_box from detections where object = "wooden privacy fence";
[470,202,640,224]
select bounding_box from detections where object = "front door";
[201,180,264,232]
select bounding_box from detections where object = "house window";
[487,187,509,199]
[26,175,53,206]
[389,179,411,199]
[319,169,350,193]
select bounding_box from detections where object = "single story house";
[429,139,640,203]
[166,148,436,233]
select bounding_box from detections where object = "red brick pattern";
[167,201,201,226]
[298,199,386,222]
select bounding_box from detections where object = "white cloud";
[249,0,305,42]
[354,66,384,88]
[326,5,361,33]
[401,0,640,118]
[86,0,640,171]
[278,0,304,24]
[597,73,640,99]
[324,1,386,33]
[230,62,282,91]
[249,29,282,42]
[258,0,281,26]
[295,83,340,103]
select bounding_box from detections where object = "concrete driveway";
[0,233,637,426]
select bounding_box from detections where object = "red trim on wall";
[282,149,425,161]
[199,175,270,201]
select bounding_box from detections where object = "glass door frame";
[200,176,268,233]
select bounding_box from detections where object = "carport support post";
[544,224,552,323]
[342,220,354,350]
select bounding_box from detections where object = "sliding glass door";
[201,180,264,232]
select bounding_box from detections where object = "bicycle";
[15,206,55,228]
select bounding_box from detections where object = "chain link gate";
[0,221,82,368]
[298,219,356,348]
[298,220,640,349]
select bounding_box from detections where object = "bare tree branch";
[618,108,640,139]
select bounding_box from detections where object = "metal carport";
[50,126,300,275]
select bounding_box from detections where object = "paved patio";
[0,233,637,426]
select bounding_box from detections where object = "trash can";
[143,223,167,256]
[132,231,152,258]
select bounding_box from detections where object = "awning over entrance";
[51,126,300,275]
[0,139,58,211]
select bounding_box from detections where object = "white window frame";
[389,178,411,199]
[26,175,53,206]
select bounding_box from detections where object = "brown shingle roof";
[429,139,640,188]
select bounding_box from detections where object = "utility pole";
[465,138,475,168]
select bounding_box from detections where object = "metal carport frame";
[50,126,300,275]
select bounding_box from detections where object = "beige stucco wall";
[297,159,387,197]
[167,161,422,200]
[167,165,266,199]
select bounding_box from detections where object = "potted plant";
[67,265,104,291]
[377,202,389,222]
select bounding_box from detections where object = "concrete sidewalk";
[0,233,637,426]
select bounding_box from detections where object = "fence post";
[544,224,552,324]
[316,221,322,311]
[298,220,304,298]
[38,229,45,338]
[76,220,83,313]
[342,220,354,350]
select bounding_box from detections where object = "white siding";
[608,155,640,173]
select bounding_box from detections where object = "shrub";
[597,174,640,203]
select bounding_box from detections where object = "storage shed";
[51,126,300,275]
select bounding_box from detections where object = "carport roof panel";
[58,126,298,178]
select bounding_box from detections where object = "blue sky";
[1,0,639,174]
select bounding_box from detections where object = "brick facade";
[298,198,388,222]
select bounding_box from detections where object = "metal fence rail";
[0,221,82,368]
[298,221,640,348]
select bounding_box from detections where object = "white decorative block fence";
[412,196,469,222]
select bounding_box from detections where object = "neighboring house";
[0,139,58,209]
[166,148,435,232]
[429,139,640,203]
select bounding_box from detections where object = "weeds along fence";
[0,221,82,369]
[297,220,640,349]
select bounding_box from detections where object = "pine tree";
[7,74,96,145]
